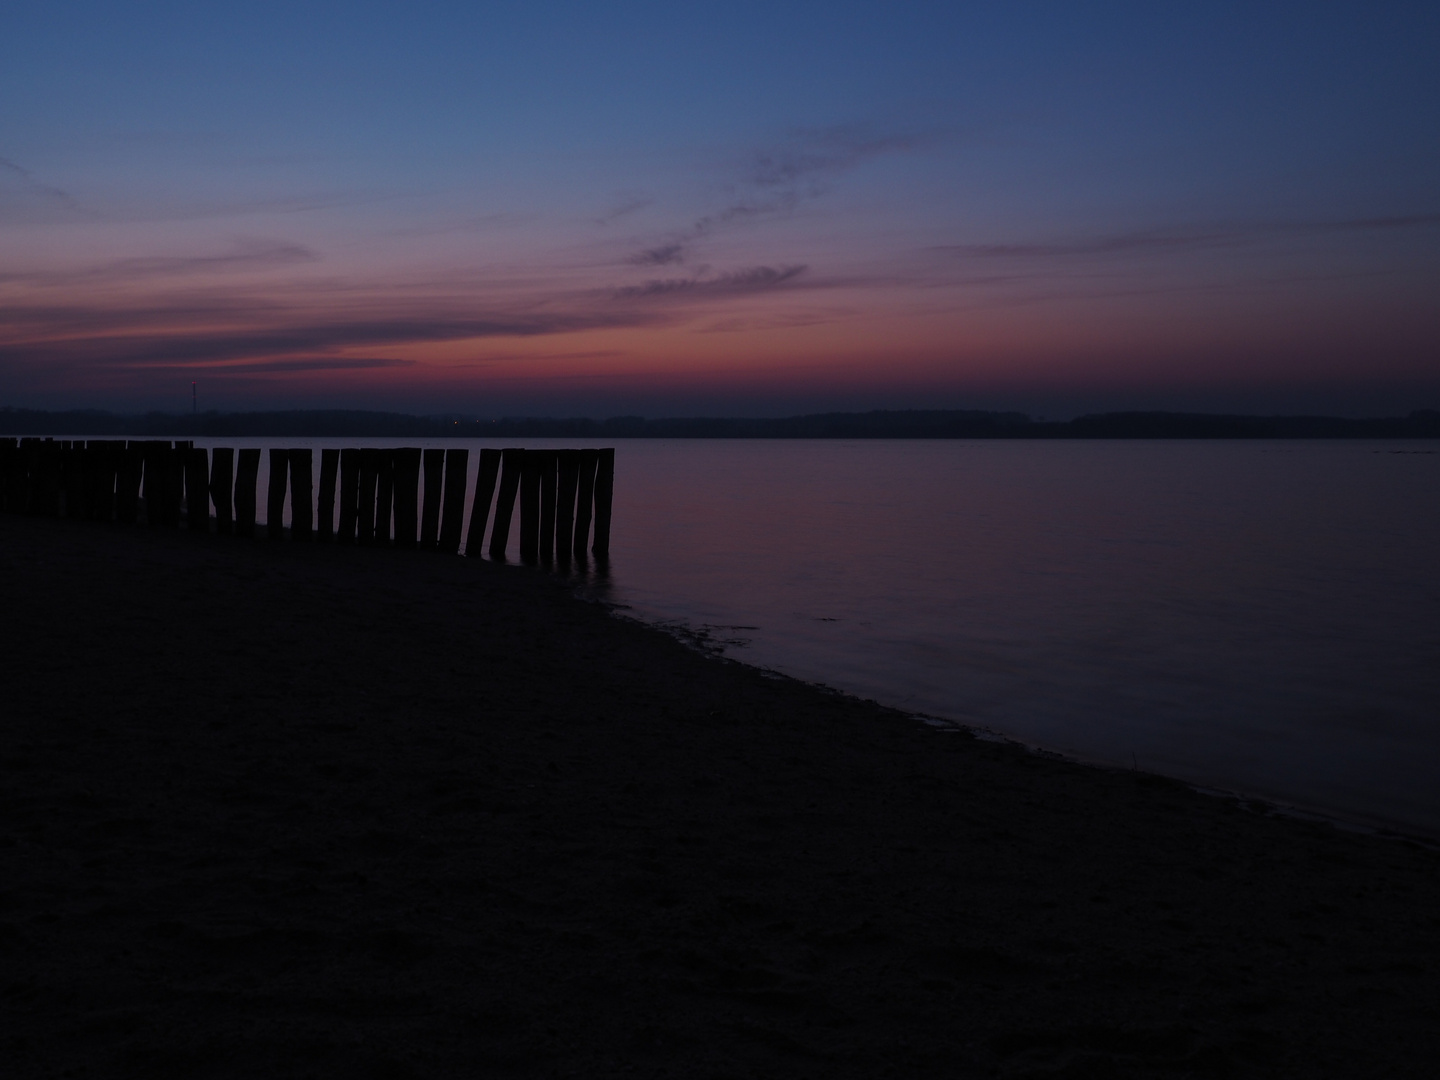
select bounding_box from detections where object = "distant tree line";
[2,406,1438,439]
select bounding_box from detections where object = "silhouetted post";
[573,449,598,559]
[0,438,17,512]
[420,448,445,549]
[391,447,422,549]
[555,450,579,568]
[234,448,260,537]
[267,448,288,540]
[186,447,209,532]
[437,447,469,554]
[357,448,381,545]
[83,442,102,521]
[63,443,86,519]
[116,442,144,523]
[375,450,395,545]
[87,442,115,521]
[337,448,360,544]
[518,451,540,564]
[592,447,614,557]
[317,448,339,542]
[160,442,184,527]
[35,440,63,517]
[173,441,193,528]
[18,439,35,513]
[538,451,558,565]
[290,448,313,541]
[489,448,524,559]
[140,443,164,526]
[465,448,502,557]
[210,447,234,534]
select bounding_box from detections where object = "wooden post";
[437,447,469,554]
[161,442,185,527]
[141,442,164,526]
[357,448,380,545]
[391,447,422,549]
[464,448,502,557]
[234,448,260,537]
[375,449,395,545]
[538,451,558,566]
[488,448,524,559]
[210,448,234,534]
[421,448,445,549]
[36,440,63,517]
[116,442,143,523]
[171,440,191,530]
[337,448,360,544]
[289,448,313,541]
[573,449,598,559]
[0,438,16,513]
[186,447,210,532]
[555,450,580,568]
[87,441,115,521]
[63,443,86,519]
[518,450,540,565]
[317,448,339,542]
[593,447,614,557]
[267,448,288,540]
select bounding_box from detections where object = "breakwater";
[0,438,613,564]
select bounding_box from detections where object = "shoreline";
[3,512,1439,1076]
[626,611,1440,850]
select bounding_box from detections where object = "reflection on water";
[200,435,1440,834]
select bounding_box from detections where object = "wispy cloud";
[621,124,924,267]
[626,243,686,267]
[596,193,653,225]
[132,356,416,374]
[0,156,88,223]
[695,125,922,235]
[612,264,808,300]
[935,214,1440,259]
[0,239,319,288]
[0,303,660,374]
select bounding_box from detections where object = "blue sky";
[2,2,1437,416]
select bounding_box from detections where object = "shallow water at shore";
[596,439,1440,834]
[99,434,1440,833]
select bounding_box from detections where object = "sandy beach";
[2,512,1438,1078]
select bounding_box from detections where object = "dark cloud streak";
[937,214,1440,259]
[612,264,808,300]
[0,240,319,288]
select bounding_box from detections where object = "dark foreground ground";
[2,514,1438,1078]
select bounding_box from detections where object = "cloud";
[692,125,923,236]
[626,243,686,267]
[612,264,808,300]
[0,156,88,223]
[936,214,1440,259]
[614,124,925,263]
[745,125,921,190]
[596,193,653,225]
[136,356,416,374]
[0,303,660,374]
[0,239,319,288]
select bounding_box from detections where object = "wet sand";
[2,512,1438,1078]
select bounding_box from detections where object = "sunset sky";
[2,2,1437,418]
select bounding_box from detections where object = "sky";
[2,2,1438,419]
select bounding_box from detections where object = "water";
[191,437,1440,834]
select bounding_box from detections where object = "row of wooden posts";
[0,438,614,564]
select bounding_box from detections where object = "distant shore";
[4,404,1440,440]
[4,512,1440,1076]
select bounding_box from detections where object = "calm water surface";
[208,437,1440,834]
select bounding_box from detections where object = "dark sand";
[2,513,1438,1078]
